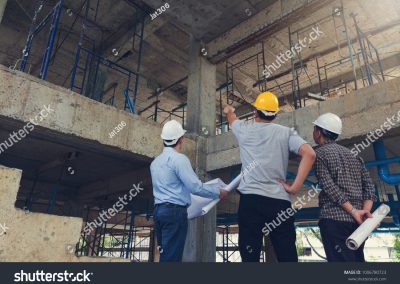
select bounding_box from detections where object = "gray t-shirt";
[231,120,307,201]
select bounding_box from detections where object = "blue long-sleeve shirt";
[150,147,220,206]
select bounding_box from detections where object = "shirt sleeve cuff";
[363,192,378,202]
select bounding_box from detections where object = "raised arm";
[223,106,238,125]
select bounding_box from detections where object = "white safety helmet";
[161,120,186,146]
[313,113,342,135]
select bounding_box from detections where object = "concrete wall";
[0,166,128,262]
[207,77,400,171]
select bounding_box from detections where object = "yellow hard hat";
[252,92,279,113]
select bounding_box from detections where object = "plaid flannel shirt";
[314,141,377,223]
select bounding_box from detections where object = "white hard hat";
[161,120,186,145]
[313,113,342,135]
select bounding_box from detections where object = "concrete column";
[183,35,217,262]
[185,37,216,134]
[0,0,7,23]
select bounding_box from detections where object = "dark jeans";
[153,203,188,262]
[238,194,298,262]
[319,218,365,262]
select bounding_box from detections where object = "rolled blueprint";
[346,204,390,250]
[200,173,242,214]
[187,173,242,219]
[225,173,243,191]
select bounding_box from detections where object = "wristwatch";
[350,207,357,215]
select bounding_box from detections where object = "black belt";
[156,202,188,208]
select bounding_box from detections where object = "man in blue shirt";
[151,120,229,262]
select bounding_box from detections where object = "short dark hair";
[257,110,277,121]
[315,126,338,141]
[163,137,182,148]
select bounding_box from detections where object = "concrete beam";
[206,0,333,63]
[207,77,400,171]
[0,65,196,162]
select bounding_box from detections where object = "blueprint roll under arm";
[346,204,390,250]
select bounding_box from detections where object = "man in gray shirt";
[224,91,316,262]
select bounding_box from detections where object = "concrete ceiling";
[141,0,279,42]
[0,116,150,217]
[0,0,399,123]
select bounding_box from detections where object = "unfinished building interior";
[0,0,400,262]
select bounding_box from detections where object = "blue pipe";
[373,140,400,185]
[365,156,400,168]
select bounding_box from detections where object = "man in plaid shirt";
[312,113,377,262]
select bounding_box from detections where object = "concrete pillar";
[183,35,217,262]
[0,0,7,24]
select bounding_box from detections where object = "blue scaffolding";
[69,0,146,113]
[19,0,146,114]
[19,0,63,80]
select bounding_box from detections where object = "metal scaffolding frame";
[146,102,186,127]
[286,2,357,108]
[351,14,386,86]
[18,0,146,114]
[216,225,240,262]
[76,205,155,262]
[223,1,391,120]
[70,46,139,107]
[69,0,146,113]
[19,0,64,80]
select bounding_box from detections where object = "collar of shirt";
[315,140,336,150]
[163,147,177,154]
